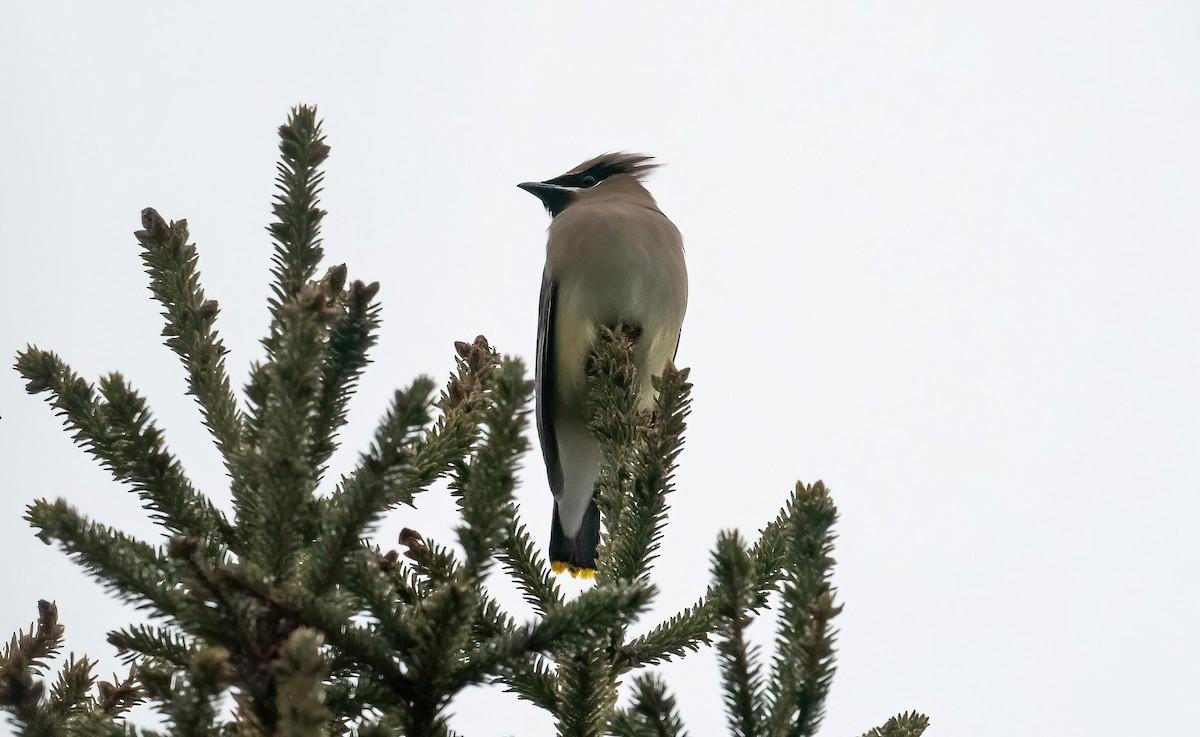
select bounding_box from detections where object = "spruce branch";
[496,520,564,616]
[622,500,799,670]
[90,668,142,721]
[0,602,143,737]
[464,579,654,689]
[626,362,691,576]
[712,531,766,737]
[305,338,486,595]
[232,105,335,579]
[356,711,407,737]
[302,374,440,593]
[604,361,690,583]
[620,597,712,669]
[609,674,688,737]
[309,273,381,481]
[765,482,841,737]
[557,648,617,737]
[452,348,531,583]
[46,654,97,722]
[324,672,392,733]
[137,647,230,737]
[107,625,197,669]
[0,600,65,724]
[155,558,334,730]
[338,550,422,654]
[473,593,518,644]
[274,628,330,737]
[269,105,330,307]
[747,504,793,608]
[589,326,692,585]
[25,500,189,619]
[859,712,930,737]
[588,326,644,579]
[400,581,473,737]
[240,287,330,579]
[95,374,229,550]
[396,530,461,590]
[135,207,245,506]
[15,349,230,548]
[498,656,558,713]
[297,597,415,704]
[166,541,283,660]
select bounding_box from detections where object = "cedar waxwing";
[520,153,688,578]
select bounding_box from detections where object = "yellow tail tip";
[550,561,597,579]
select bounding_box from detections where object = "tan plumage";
[520,153,687,577]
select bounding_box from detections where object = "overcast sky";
[1,3,1197,735]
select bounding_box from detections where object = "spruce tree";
[3,106,927,737]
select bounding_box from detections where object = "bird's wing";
[536,272,563,497]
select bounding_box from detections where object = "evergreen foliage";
[5,106,926,736]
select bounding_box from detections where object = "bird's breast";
[546,203,687,414]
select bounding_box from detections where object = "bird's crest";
[566,152,660,181]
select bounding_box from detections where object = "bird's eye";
[581,174,597,187]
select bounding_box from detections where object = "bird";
[519,152,688,578]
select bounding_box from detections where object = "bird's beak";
[518,180,573,216]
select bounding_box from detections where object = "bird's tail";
[549,499,600,579]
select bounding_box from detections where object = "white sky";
[1,3,1197,735]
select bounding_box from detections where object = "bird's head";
[518,152,659,217]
